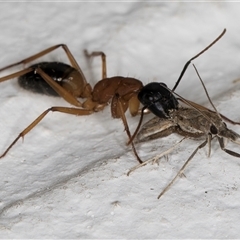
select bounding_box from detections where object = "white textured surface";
[0,2,240,238]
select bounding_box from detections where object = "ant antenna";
[128,29,226,146]
[172,28,226,92]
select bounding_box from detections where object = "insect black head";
[138,82,179,118]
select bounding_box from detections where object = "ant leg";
[218,137,240,157]
[0,106,93,159]
[0,44,94,104]
[0,67,83,108]
[113,94,142,164]
[0,44,86,82]
[0,68,34,83]
[35,68,83,107]
[128,94,141,117]
[84,50,107,79]
[158,139,207,199]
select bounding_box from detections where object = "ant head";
[138,82,179,118]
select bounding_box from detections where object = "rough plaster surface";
[0,2,240,238]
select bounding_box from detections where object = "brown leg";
[111,94,142,163]
[0,106,93,159]
[84,50,107,79]
[0,43,94,107]
[0,68,34,83]
[0,67,83,107]
[128,94,140,117]
[114,94,142,163]
[35,68,83,107]
[0,44,87,86]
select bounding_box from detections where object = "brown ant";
[128,63,240,199]
[0,30,226,162]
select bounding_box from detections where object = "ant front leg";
[113,93,142,163]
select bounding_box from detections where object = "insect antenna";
[172,29,226,92]
[128,29,226,146]
[192,64,221,118]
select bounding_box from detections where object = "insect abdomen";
[18,62,73,96]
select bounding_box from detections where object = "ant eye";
[148,96,153,101]
[143,93,154,103]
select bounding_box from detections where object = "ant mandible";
[0,29,226,162]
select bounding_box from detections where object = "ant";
[0,29,226,163]
[128,63,240,199]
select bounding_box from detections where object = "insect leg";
[0,66,84,107]
[0,106,93,159]
[218,137,240,157]
[34,68,83,107]
[127,137,187,175]
[0,44,87,83]
[84,50,107,79]
[114,94,142,164]
[207,134,212,157]
[158,139,207,199]
[0,68,33,83]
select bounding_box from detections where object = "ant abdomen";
[18,62,88,98]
